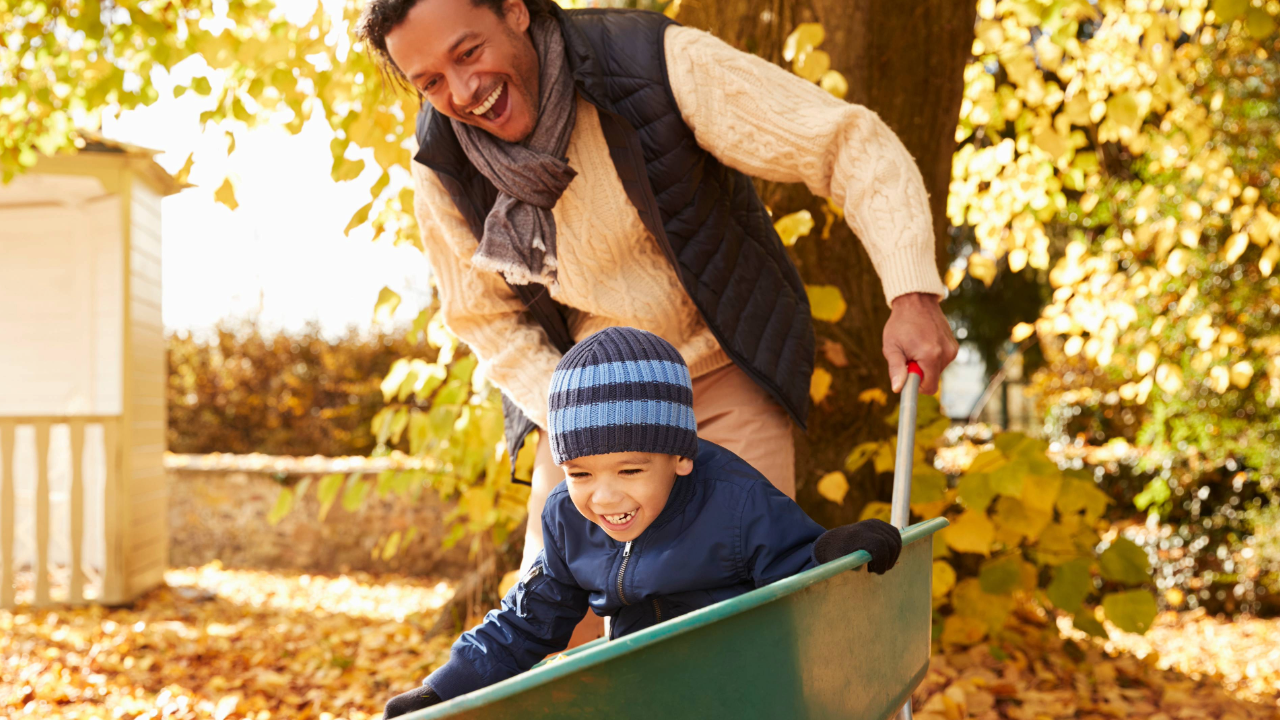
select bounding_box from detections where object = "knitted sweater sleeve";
[663,25,948,305]
[410,157,562,429]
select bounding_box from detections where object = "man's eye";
[422,78,438,92]
[462,45,479,60]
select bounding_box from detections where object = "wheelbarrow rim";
[409,517,950,719]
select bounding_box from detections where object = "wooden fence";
[0,416,120,608]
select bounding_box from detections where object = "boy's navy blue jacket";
[425,439,826,700]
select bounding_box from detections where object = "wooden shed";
[0,136,183,607]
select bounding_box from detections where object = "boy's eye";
[619,468,643,476]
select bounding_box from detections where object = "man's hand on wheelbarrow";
[384,684,443,718]
[883,292,958,395]
[813,519,903,574]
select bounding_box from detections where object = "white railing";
[0,416,119,608]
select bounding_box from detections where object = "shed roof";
[76,131,188,197]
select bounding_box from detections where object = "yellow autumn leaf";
[1208,365,1231,393]
[810,367,833,404]
[783,22,825,62]
[945,510,995,555]
[774,210,814,246]
[794,49,832,82]
[1155,363,1183,394]
[816,471,849,504]
[941,614,988,646]
[1008,247,1029,272]
[1230,361,1254,388]
[859,501,893,522]
[1245,7,1277,38]
[845,441,882,473]
[214,176,239,211]
[1136,342,1159,376]
[373,287,401,325]
[1034,126,1070,160]
[174,152,195,186]
[872,441,897,474]
[806,285,848,322]
[819,70,848,99]
[1223,232,1250,264]
[968,252,997,287]
[1063,335,1084,357]
[858,388,888,406]
[945,266,966,290]
[1011,322,1036,342]
[932,560,957,599]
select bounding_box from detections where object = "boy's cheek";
[566,492,596,522]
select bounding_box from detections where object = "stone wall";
[168,468,473,577]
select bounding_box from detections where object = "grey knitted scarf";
[452,15,577,288]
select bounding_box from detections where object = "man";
[357,0,956,598]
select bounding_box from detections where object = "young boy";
[384,327,902,717]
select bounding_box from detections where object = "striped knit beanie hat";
[548,327,698,465]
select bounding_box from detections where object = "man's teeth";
[604,510,635,525]
[471,84,503,116]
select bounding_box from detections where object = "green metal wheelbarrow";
[404,364,946,720]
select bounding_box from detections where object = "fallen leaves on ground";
[1,564,455,720]
[1098,608,1280,708]
[4,565,1279,719]
[913,606,1280,720]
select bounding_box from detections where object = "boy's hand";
[384,685,443,718]
[813,519,902,574]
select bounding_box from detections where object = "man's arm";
[410,158,563,427]
[664,26,957,392]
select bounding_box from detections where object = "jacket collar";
[629,439,712,543]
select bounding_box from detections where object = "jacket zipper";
[616,541,633,605]
[652,597,662,622]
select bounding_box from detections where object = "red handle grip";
[907,361,924,378]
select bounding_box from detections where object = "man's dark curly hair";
[356,0,554,92]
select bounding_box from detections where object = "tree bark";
[677,0,976,526]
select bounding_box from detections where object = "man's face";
[560,452,694,542]
[385,0,541,143]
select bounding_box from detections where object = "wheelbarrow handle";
[891,361,925,720]
[889,362,924,530]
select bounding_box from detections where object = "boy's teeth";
[471,84,503,116]
[605,511,634,524]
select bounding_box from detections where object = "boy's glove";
[384,685,443,718]
[814,519,902,574]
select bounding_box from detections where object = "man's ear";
[675,456,695,476]
[504,0,530,33]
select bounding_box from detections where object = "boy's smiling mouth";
[600,510,638,529]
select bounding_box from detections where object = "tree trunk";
[677,0,975,527]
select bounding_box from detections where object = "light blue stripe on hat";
[549,400,697,434]
[549,359,691,394]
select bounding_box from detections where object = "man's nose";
[448,68,481,111]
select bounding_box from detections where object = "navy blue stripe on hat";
[547,327,699,465]
[548,378,694,413]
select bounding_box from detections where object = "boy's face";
[561,452,694,542]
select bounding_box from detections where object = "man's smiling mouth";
[470,82,504,116]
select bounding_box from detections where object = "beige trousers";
[520,362,796,647]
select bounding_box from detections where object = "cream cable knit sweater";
[410,25,947,431]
